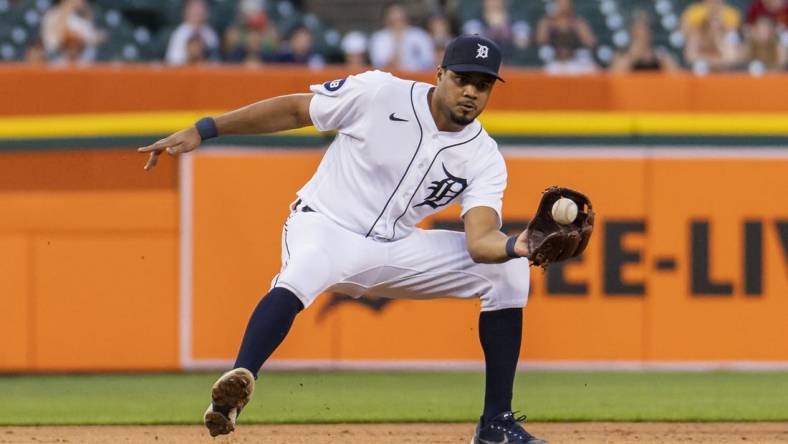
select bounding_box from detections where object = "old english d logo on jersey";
[414,164,468,209]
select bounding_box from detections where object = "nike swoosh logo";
[389,113,408,122]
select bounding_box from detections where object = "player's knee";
[275,245,335,307]
[481,258,529,310]
[265,287,305,312]
[482,290,527,311]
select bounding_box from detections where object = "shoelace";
[500,412,536,440]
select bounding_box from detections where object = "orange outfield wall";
[3,65,788,371]
[2,65,788,114]
[189,151,788,366]
[2,148,787,371]
[0,149,180,371]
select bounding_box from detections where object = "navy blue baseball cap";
[441,34,504,82]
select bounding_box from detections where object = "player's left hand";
[138,126,201,171]
[524,186,594,268]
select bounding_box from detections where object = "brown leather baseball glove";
[525,186,594,268]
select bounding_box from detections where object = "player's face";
[437,69,495,126]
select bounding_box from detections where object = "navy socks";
[479,308,523,424]
[232,286,521,421]
[233,287,304,378]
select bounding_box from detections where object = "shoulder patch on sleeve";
[323,78,346,92]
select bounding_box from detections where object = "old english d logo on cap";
[441,35,504,82]
[476,44,489,59]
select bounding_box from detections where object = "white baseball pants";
[272,206,530,311]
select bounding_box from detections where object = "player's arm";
[138,93,314,171]
[463,206,529,264]
[213,93,314,135]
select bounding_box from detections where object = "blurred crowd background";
[1,0,787,75]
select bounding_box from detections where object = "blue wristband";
[195,117,218,141]
[505,235,520,258]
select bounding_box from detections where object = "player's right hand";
[138,126,201,171]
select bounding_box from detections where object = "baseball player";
[139,35,593,444]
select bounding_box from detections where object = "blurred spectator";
[611,11,679,73]
[226,30,266,66]
[185,33,210,65]
[746,0,788,27]
[683,0,742,70]
[341,31,369,70]
[462,0,530,59]
[740,16,787,71]
[224,0,280,66]
[369,1,434,71]
[428,14,452,65]
[536,0,597,74]
[24,39,46,64]
[682,0,741,32]
[429,14,452,48]
[41,0,103,64]
[166,0,219,65]
[271,24,325,69]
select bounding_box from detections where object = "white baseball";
[551,198,578,225]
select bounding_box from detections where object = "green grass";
[1,371,787,425]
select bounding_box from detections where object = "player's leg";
[353,229,545,443]
[205,206,381,436]
[233,287,304,378]
[475,309,548,444]
[479,307,522,423]
[204,286,304,437]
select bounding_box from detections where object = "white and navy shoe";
[203,368,255,437]
[471,411,548,444]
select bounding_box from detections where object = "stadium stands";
[0,0,784,71]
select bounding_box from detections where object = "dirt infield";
[1,423,787,443]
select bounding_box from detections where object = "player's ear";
[436,66,445,83]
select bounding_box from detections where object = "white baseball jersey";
[298,70,507,242]
[273,70,529,312]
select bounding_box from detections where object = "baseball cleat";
[203,403,239,437]
[203,368,255,437]
[471,411,548,444]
